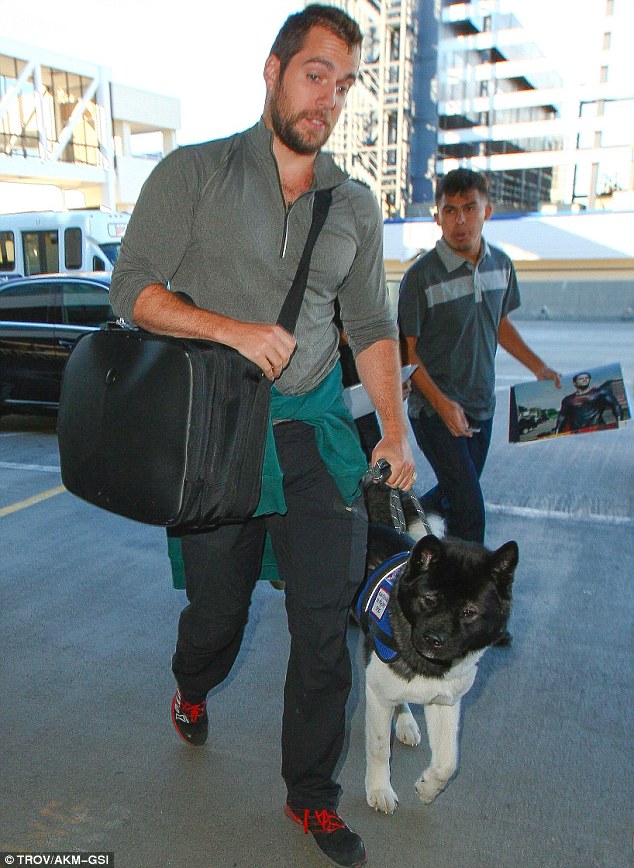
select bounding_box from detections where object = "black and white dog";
[357,513,518,814]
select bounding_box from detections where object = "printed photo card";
[509,362,630,443]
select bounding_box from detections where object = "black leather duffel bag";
[58,189,331,528]
[58,328,271,527]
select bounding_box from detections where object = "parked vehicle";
[0,273,113,417]
[0,210,130,281]
[0,275,370,423]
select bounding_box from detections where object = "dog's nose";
[422,632,446,649]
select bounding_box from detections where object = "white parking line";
[2,466,630,525]
[485,501,633,526]
[0,461,61,473]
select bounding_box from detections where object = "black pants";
[172,421,368,809]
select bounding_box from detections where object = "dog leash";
[393,488,433,536]
[363,459,433,536]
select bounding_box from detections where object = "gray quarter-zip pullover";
[110,120,396,395]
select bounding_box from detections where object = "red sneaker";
[284,803,367,866]
[170,689,208,746]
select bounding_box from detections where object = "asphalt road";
[1,321,632,868]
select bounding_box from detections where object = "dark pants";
[354,412,382,463]
[409,411,493,543]
[172,421,368,809]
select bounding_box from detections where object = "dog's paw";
[395,709,421,746]
[415,773,449,805]
[366,785,399,814]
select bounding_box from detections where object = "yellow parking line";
[0,485,66,518]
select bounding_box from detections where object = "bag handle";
[276,188,333,334]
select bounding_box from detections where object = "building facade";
[0,38,179,213]
[323,0,418,219]
[552,0,634,211]
[431,0,634,214]
[432,0,561,213]
[3,3,632,220]
[324,0,634,217]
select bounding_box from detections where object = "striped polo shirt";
[398,236,520,420]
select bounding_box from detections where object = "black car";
[0,273,114,417]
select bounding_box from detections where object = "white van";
[0,209,130,280]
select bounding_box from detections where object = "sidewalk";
[1,496,632,867]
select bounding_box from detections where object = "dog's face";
[392,535,518,674]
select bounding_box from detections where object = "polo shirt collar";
[436,235,491,272]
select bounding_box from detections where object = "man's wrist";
[430,391,450,414]
[378,417,409,439]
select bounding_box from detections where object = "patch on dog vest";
[357,553,409,663]
[371,587,390,621]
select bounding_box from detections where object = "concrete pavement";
[1,321,632,867]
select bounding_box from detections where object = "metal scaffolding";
[325,0,418,218]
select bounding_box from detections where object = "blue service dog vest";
[356,553,409,663]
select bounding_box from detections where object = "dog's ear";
[489,541,518,595]
[406,534,444,578]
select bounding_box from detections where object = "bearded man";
[110,6,414,867]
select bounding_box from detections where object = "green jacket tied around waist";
[168,362,368,589]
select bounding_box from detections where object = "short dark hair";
[435,169,490,205]
[573,371,591,383]
[270,4,363,76]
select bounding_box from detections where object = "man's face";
[574,374,591,391]
[435,189,492,262]
[265,25,360,155]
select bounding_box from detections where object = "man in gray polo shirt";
[399,168,560,546]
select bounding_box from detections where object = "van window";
[64,227,83,269]
[99,242,122,265]
[0,282,53,322]
[61,282,113,327]
[0,231,15,272]
[22,231,59,275]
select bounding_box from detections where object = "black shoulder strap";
[276,188,333,334]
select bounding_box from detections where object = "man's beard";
[269,81,333,155]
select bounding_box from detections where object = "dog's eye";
[421,592,438,608]
[463,606,479,620]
